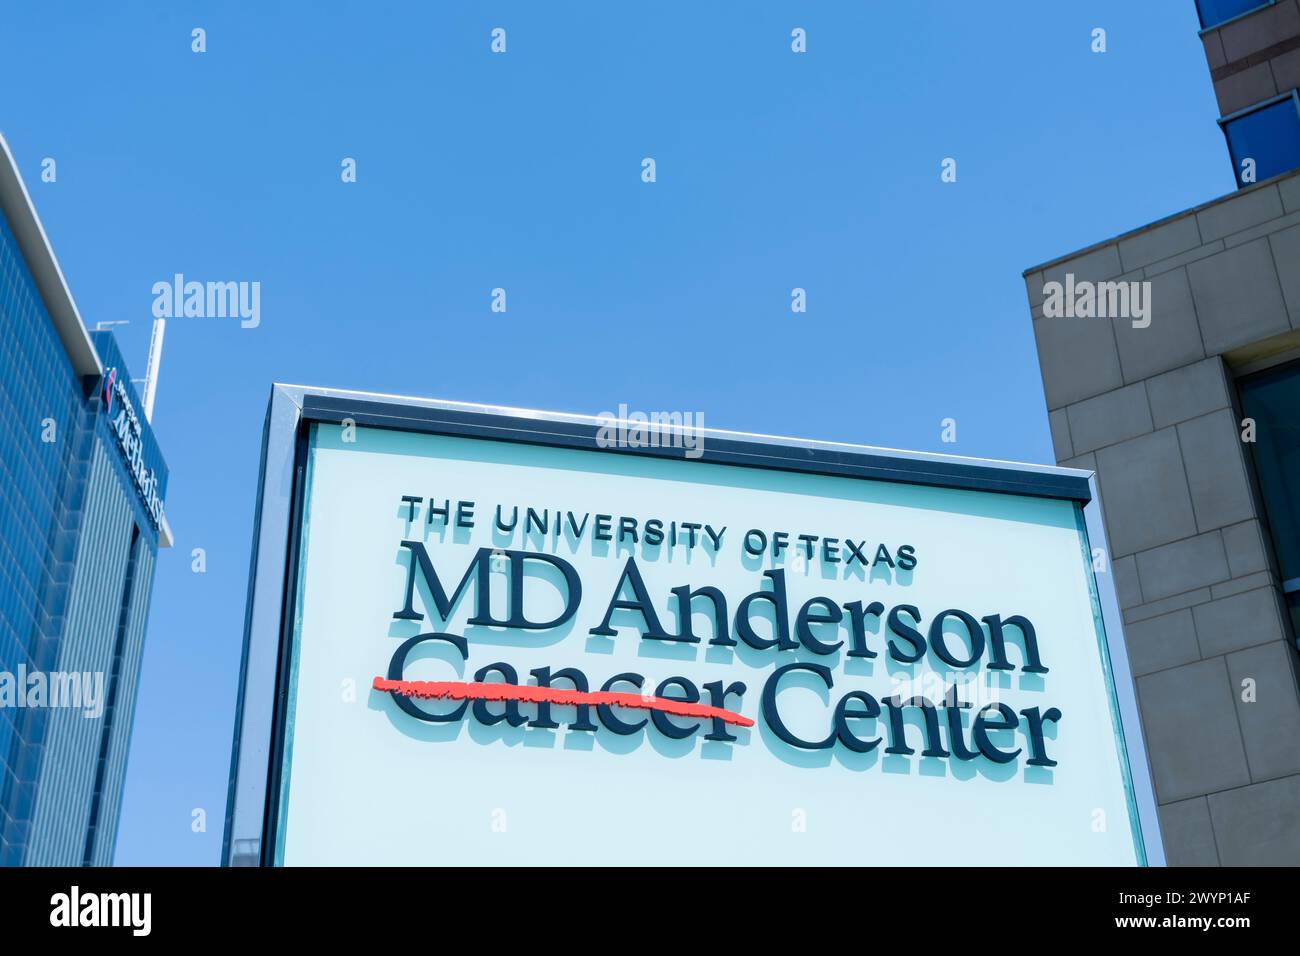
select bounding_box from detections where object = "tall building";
[0,133,171,865]
[1024,2,1300,864]
[1199,0,1300,186]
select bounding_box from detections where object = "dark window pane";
[1197,0,1272,29]
[1288,592,1300,640]
[1225,98,1300,186]
[1239,359,1300,582]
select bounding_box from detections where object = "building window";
[1197,0,1274,30]
[1238,357,1300,637]
[1222,94,1300,187]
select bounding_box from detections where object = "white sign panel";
[268,419,1145,865]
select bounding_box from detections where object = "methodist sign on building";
[223,386,1163,866]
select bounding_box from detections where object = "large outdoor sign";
[100,368,164,528]
[225,390,1156,866]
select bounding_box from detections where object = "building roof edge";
[0,132,102,378]
[1022,167,1300,277]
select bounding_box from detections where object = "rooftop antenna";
[141,317,165,422]
[90,319,164,421]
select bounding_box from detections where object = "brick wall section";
[1025,170,1300,865]
[1202,0,1300,115]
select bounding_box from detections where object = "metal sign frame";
[222,383,1165,866]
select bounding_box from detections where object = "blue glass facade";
[0,189,168,865]
[1196,0,1274,30]
[1224,95,1300,188]
[1238,358,1300,641]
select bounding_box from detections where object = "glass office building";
[0,134,170,865]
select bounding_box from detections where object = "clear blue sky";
[1,2,1231,865]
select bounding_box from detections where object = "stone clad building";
[1024,1,1300,865]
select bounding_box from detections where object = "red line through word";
[372,677,754,728]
